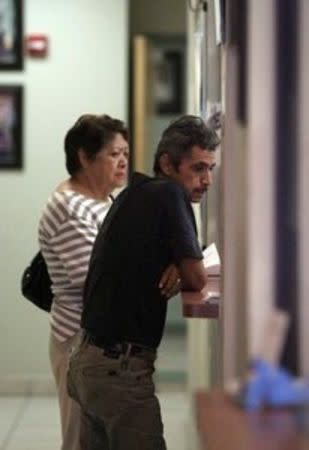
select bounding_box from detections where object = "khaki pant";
[67,335,166,450]
[50,332,81,450]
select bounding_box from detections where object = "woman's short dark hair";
[64,114,129,176]
[153,115,220,175]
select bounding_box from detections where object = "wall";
[246,0,275,360]
[0,0,128,393]
[299,0,309,376]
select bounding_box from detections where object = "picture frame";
[153,49,183,115]
[0,85,23,169]
[0,0,23,70]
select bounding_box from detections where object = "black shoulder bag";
[21,251,53,312]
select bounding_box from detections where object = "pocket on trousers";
[67,366,80,403]
[82,364,119,379]
[130,371,155,401]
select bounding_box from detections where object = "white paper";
[203,242,221,277]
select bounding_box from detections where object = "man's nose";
[202,170,212,186]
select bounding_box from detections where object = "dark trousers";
[67,334,167,450]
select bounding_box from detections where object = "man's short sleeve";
[163,182,203,263]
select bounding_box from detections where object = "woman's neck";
[58,176,111,202]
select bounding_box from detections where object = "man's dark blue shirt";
[81,172,203,348]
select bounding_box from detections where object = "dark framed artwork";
[153,49,183,115]
[0,0,23,70]
[0,85,23,169]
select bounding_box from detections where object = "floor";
[156,331,187,383]
[0,330,190,450]
[0,391,191,450]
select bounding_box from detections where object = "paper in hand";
[203,242,220,277]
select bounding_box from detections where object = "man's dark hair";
[64,114,129,176]
[153,115,220,175]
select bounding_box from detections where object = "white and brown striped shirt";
[39,190,112,342]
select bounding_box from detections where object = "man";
[68,115,220,450]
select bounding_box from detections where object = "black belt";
[88,335,155,360]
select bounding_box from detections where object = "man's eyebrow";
[192,161,217,168]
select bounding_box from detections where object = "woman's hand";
[158,264,181,299]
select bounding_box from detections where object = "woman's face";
[89,133,129,192]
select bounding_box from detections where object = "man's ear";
[159,153,173,176]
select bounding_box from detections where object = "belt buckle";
[120,343,133,369]
[103,343,134,361]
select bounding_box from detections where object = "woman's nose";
[119,156,127,167]
[119,156,124,164]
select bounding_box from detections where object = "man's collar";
[129,172,153,187]
[129,171,190,200]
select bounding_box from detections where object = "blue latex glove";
[243,358,309,410]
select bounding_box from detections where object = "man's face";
[168,146,216,202]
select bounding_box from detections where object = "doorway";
[131,32,187,384]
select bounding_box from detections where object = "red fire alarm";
[26,34,48,58]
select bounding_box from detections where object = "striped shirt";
[38,190,112,342]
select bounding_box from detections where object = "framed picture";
[0,85,23,169]
[0,0,23,70]
[153,49,183,115]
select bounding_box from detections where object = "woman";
[39,114,129,450]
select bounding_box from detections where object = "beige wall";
[246,0,276,359]
[0,0,128,394]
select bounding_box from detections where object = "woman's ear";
[159,153,173,176]
[77,148,89,169]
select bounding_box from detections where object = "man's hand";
[159,264,181,299]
